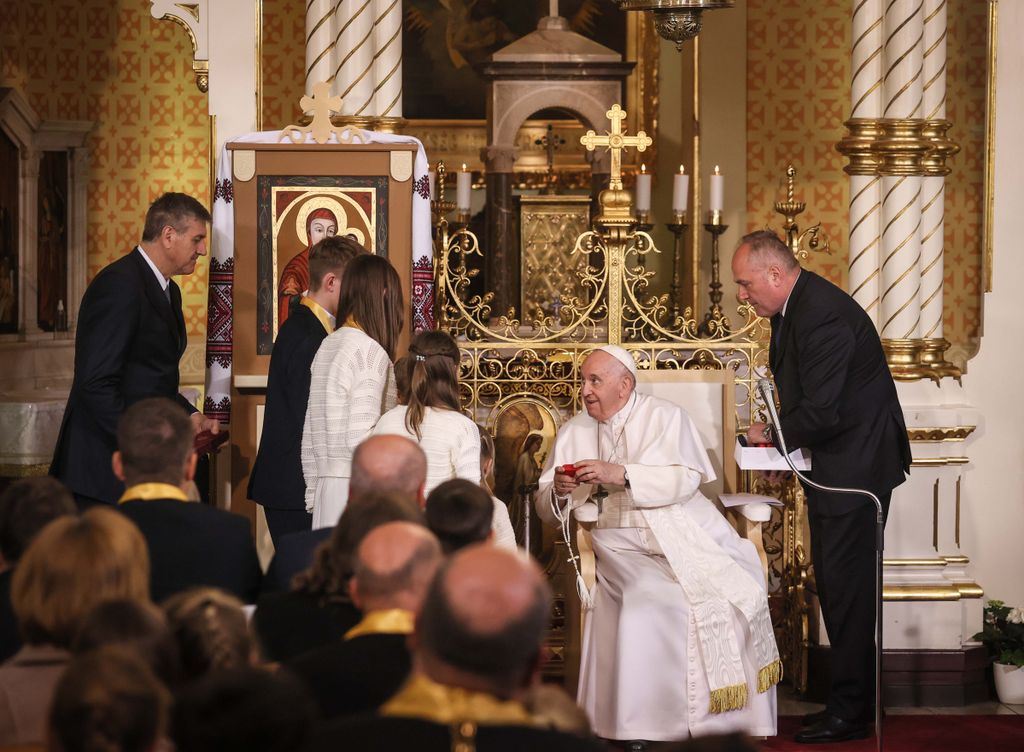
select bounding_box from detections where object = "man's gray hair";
[739,230,799,271]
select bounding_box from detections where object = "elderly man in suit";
[733,230,911,744]
[50,192,218,507]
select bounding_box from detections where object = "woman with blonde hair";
[0,508,151,745]
[302,253,405,528]
[372,330,480,495]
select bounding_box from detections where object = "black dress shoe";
[794,714,870,744]
[801,709,829,726]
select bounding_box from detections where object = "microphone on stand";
[756,378,886,752]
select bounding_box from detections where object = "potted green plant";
[972,599,1024,704]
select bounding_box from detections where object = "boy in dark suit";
[114,398,261,603]
[50,193,218,506]
[248,236,365,543]
[734,230,911,744]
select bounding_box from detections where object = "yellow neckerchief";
[344,608,415,640]
[381,673,534,726]
[118,483,189,504]
[342,314,364,331]
[299,296,334,333]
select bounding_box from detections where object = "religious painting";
[0,130,18,335]
[255,175,390,353]
[37,151,69,333]
[489,395,560,554]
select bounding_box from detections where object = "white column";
[335,0,375,116]
[305,0,336,96]
[919,0,947,340]
[879,0,925,340]
[848,0,884,324]
[372,0,402,117]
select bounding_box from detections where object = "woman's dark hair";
[404,330,462,440]
[49,646,171,752]
[74,598,181,688]
[335,254,404,360]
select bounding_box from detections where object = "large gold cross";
[580,104,653,190]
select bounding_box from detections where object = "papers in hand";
[719,493,784,509]
[734,437,811,471]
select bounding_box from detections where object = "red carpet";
[761,715,1024,752]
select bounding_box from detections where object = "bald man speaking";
[537,346,779,746]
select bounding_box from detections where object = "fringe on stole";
[707,660,783,715]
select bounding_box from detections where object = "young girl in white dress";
[372,331,481,495]
[301,254,403,529]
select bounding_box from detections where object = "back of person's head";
[141,192,211,242]
[335,253,404,359]
[393,354,414,405]
[478,425,496,493]
[12,508,150,648]
[308,234,365,292]
[403,330,462,439]
[349,434,427,504]
[74,599,180,688]
[161,588,252,682]
[350,522,442,612]
[658,732,762,752]
[417,545,551,698]
[172,667,312,752]
[0,476,75,566]
[292,492,425,602]
[48,645,170,752]
[116,397,194,487]
[739,229,799,271]
[425,479,494,554]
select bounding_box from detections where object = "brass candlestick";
[430,161,455,224]
[635,210,653,271]
[697,211,730,337]
[666,211,689,321]
[773,164,830,260]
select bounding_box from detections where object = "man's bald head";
[580,350,635,422]
[351,522,442,613]
[350,435,427,505]
[416,545,551,697]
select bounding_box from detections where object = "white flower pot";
[994,662,1024,704]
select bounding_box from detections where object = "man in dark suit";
[287,521,442,719]
[50,193,218,507]
[306,544,605,752]
[114,397,261,603]
[733,230,911,744]
[248,236,365,544]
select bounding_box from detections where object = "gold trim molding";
[911,456,970,467]
[837,118,959,176]
[883,338,962,384]
[150,1,210,94]
[907,425,976,443]
[883,583,984,602]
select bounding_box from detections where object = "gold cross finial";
[580,104,653,190]
[281,81,366,145]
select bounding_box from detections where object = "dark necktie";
[771,313,784,350]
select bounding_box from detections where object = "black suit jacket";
[288,633,411,719]
[248,304,328,511]
[118,498,262,604]
[50,249,196,503]
[771,270,911,513]
[306,715,606,752]
[261,527,333,594]
[253,590,361,663]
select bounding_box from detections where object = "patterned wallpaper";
[260,0,305,130]
[745,0,987,351]
[0,0,211,342]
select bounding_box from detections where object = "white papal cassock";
[537,391,779,741]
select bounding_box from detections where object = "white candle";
[635,164,652,213]
[456,164,472,212]
[672,165,689,214]
[428,170,437,201]
[709,165,724,212]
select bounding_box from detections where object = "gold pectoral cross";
[580,104,653,191]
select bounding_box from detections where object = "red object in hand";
[194,429,229,455]
[560,464,577,477]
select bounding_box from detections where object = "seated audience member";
[162,588,255,683]
[0,476,76,662]
[254,492,424,663]
[262,434,428,593]
[48,646,171,752]
[74,599,181,688]
[287,522,442,718]
[173,667,313,752]
[425,479,495,554]
[307,545,605,752]
[114,398,261,603]
[0,508,150,746]
[477,426,517,550]
[373,331,481,494]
